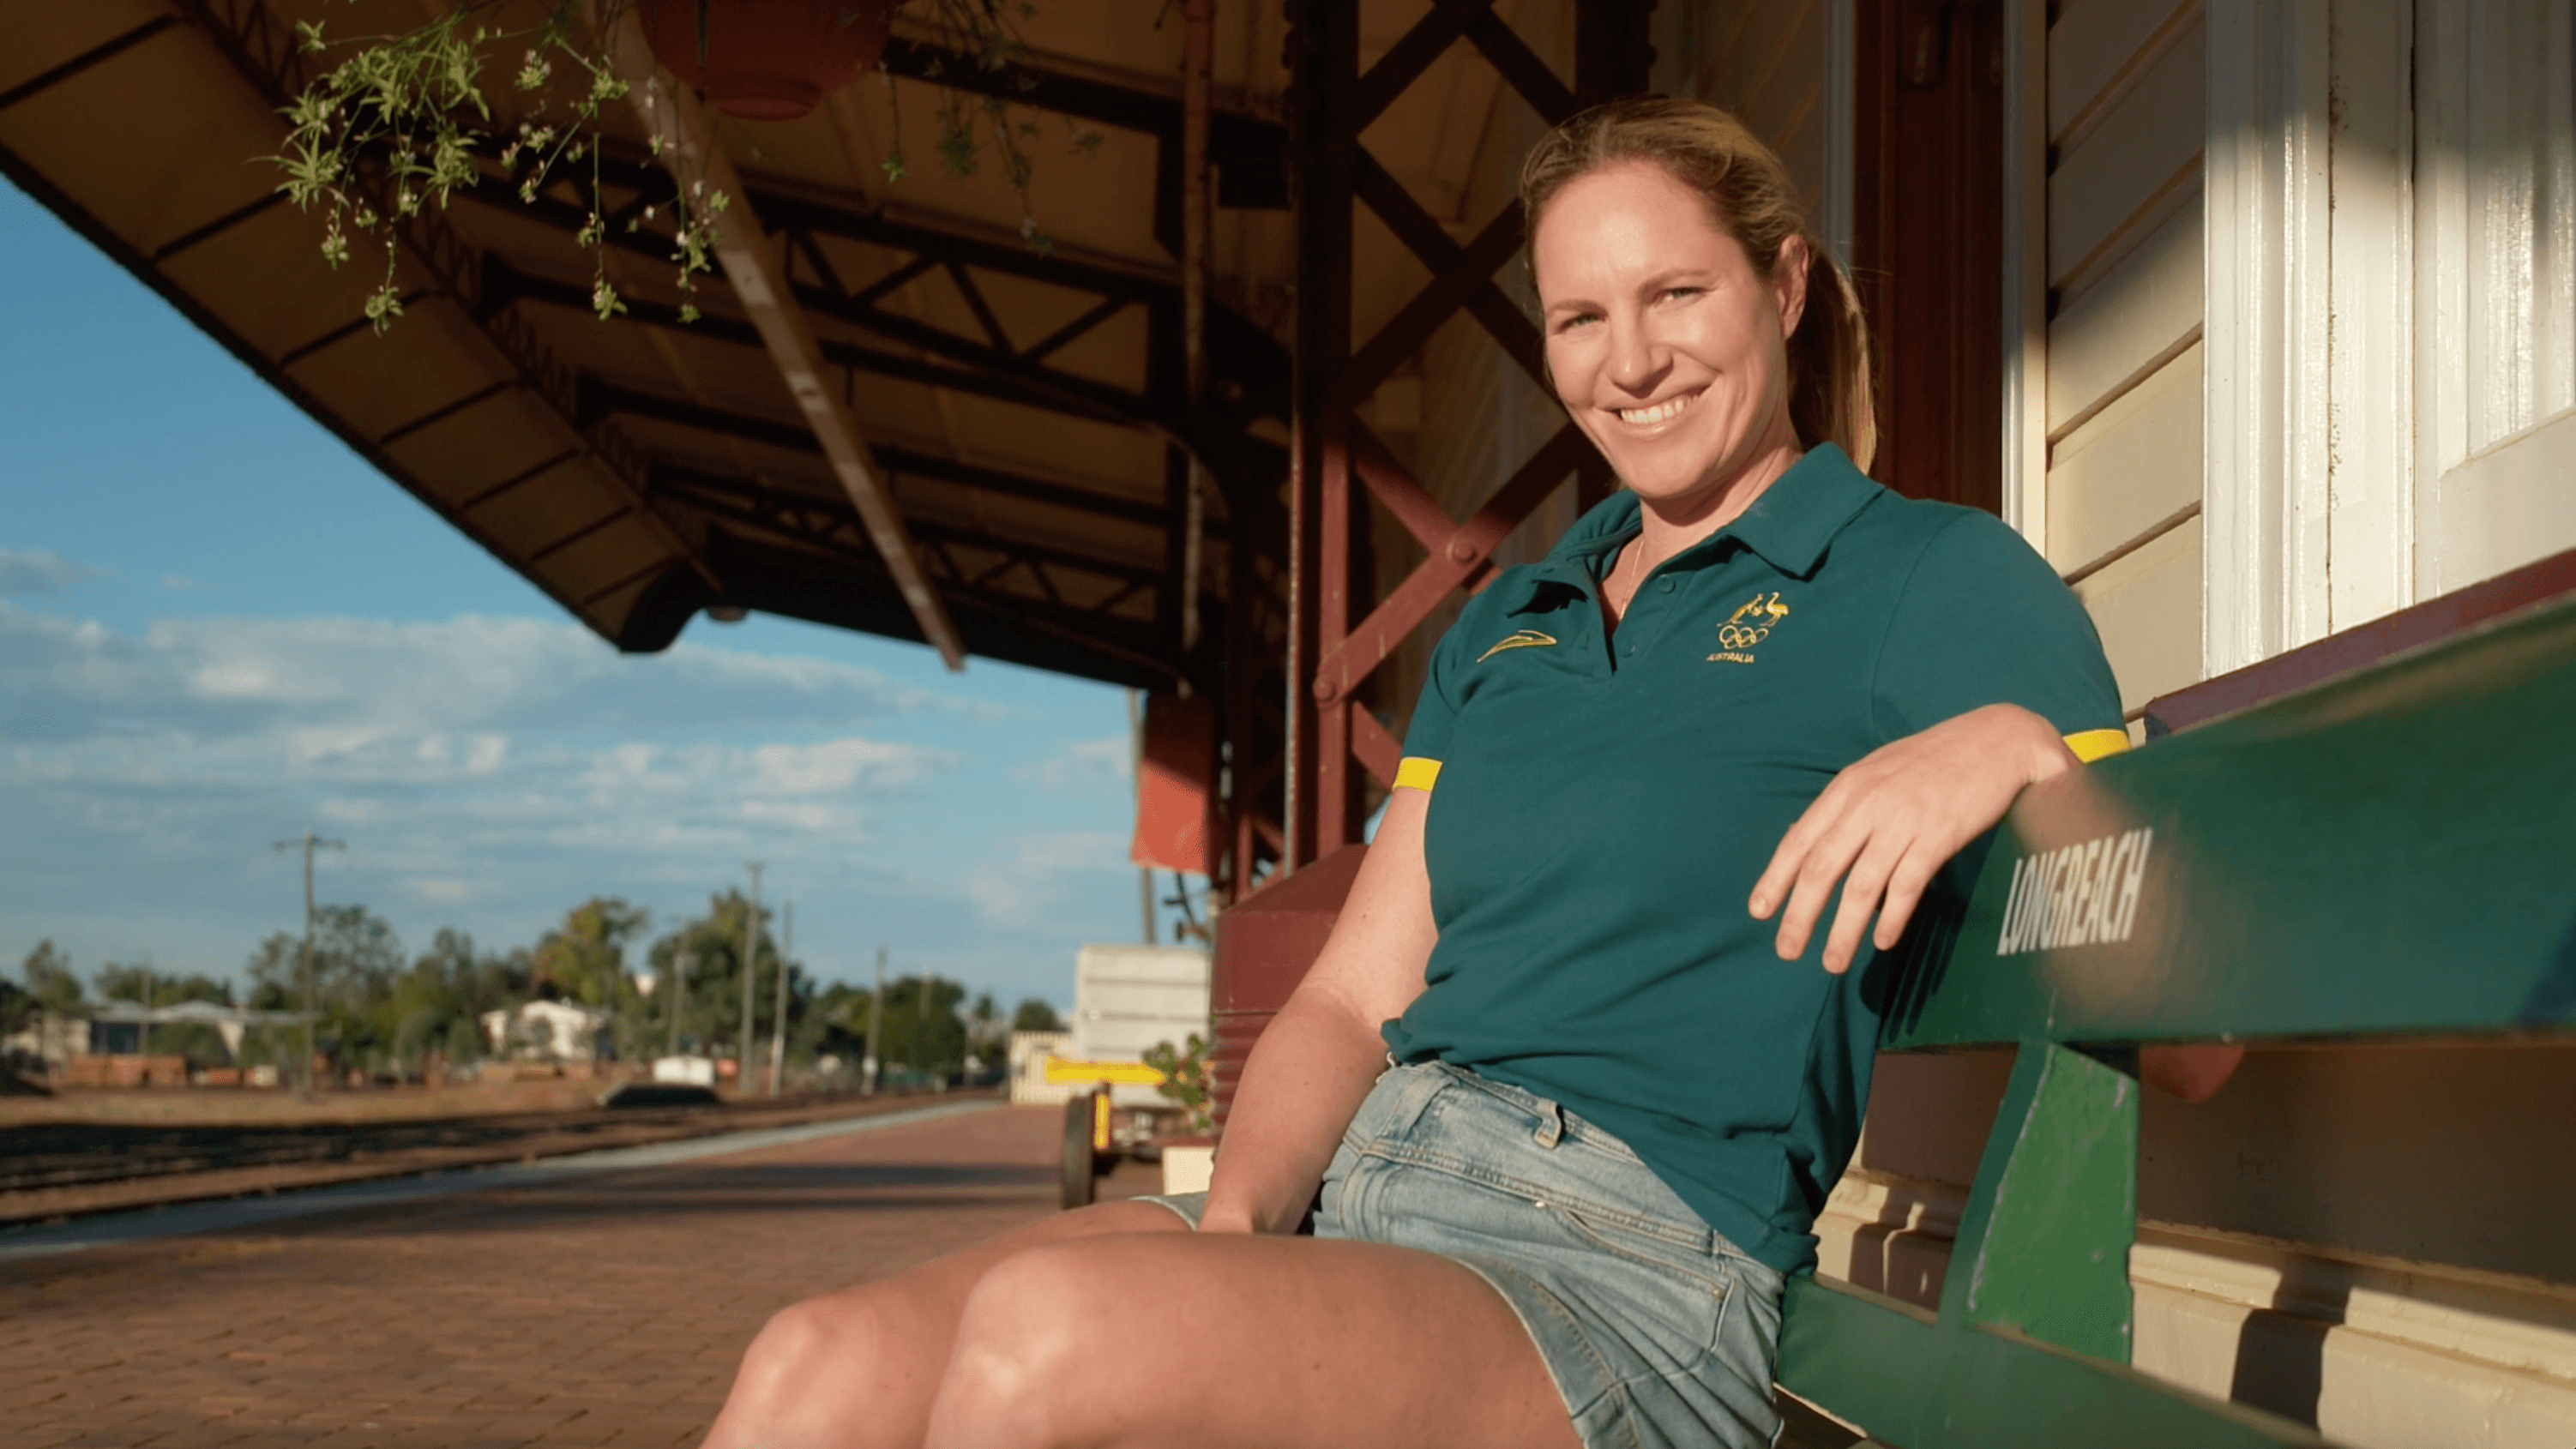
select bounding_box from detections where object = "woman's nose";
[1606,315,1670,396]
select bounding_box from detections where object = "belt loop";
[1532,1101,1563,1148]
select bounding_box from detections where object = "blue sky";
[0,176,1165,1012]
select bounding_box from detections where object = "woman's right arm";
[1196,787,1439,1235]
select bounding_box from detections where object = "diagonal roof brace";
[605,15,967,670]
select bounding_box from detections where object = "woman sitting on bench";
[702,96,2146,1449]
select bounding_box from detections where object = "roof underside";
[0,0,1574,688]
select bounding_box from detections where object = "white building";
[480,1000,611,1064]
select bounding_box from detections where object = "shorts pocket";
[1542,1200,1735,1362]
[1338,1060,1445,1151]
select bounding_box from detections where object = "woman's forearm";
[1199,788,1439,1235]
[1197,982,1396,1234]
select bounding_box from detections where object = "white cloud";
[1015,734,1130,793]
[748,737,949,796]
[0,548,103,596]
[0,600,1138,1002]
[0,601,977,900]
[961,829,1132,928]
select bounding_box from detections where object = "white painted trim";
[2410,0,2576,599]
[2203,0,2334,676]
[2412,0,2471,600]
[2323,0,2416,629]
[1999,0,2049,542]
[1821,0,1857,270]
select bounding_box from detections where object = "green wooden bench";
[1772,586,2576,1446]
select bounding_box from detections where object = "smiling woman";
[686,99,2154,1449]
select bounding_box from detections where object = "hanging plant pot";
[640,0,898,122]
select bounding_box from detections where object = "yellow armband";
[2062,728,2131,763]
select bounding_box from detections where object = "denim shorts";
[1142,1060,1785,1449]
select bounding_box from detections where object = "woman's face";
[1533,163,1807,516]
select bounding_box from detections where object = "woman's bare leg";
[701,1199,1189,1449]
[924,1231,1583,1449]
[705,1207,1586,1449]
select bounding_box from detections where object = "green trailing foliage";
[268,0,1099,332]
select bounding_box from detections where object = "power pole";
[667,948,693,1060]
[767,899,791,1097]
[913,970,931,1083]
[739,862,763,1092]
[866,945,885,1095]
[273,831,345,1091]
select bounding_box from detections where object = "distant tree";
[1012,997,1064,1034]
[966,991,1002,1051]
[21,940,83,1013]
[635,890,788,1061]
[443,1014,484,1065]
[532,898,649,1007]
[94,965,234,1007]
[385,929,527,1079]
[873,975,968,1079]
[244,904,405,1076]
[797,981,872,1070]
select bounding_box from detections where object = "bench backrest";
[1775,583,2576,1448]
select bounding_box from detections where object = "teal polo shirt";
[1384,444,2125,1275]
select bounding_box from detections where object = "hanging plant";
[268,0,1101,331]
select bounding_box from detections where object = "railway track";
[0,1089,983,1228]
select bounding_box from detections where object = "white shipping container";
[1008,1030,1074,1106]
[1070,943,1211,1109]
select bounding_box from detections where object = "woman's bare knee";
[707,1289,896,1449]
[926,1243,1124,1449]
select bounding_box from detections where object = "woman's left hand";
[1750,703,2076,974]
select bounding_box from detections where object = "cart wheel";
[1060,1092,1097,1209]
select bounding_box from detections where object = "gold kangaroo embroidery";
[1477,628,1558,663]
[1709,592,1790,663]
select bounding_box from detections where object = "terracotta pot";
[640,0,897,123]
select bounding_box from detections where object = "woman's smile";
[1613,387,1706,429]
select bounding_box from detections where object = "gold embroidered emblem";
[1477,628,1558,663]
[1709,592,1789,664]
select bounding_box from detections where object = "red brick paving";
[3,1105,1158,1449]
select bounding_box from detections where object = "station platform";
[5,1102,1159,1448]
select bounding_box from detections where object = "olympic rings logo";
[1713,591,1791,655]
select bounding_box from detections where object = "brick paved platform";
[4,1103,1155,1449]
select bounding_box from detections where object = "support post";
[1275,0,1656,867]
[1938,1040,2140,1363]
[605,13,966,667]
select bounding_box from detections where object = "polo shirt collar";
[1511,444,1882,611]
